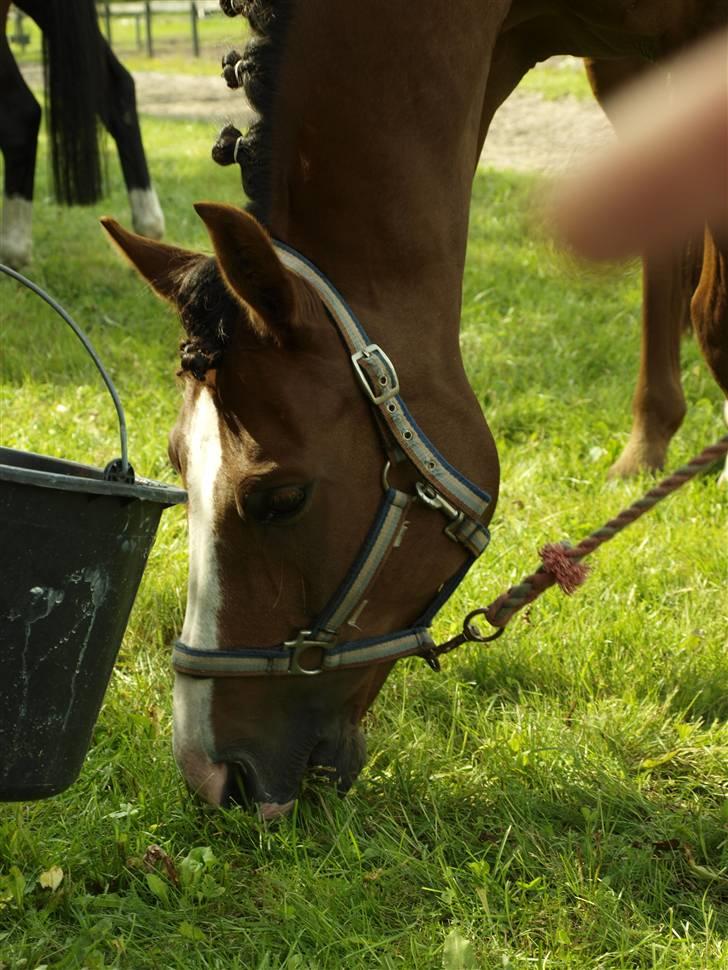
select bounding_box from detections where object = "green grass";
[518,62,593,101]
[1,118,727,970]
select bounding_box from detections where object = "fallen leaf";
[143,844,179,886]
[38,867,63,891]
[443,929,477,969]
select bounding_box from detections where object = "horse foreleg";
[585,57,695,476]
[0,30,40,267]
[96,34,164,239]
[609,245,694,477]
[691,227,728,485]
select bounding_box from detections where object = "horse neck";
[266,2,508,368]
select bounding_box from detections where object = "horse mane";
[172,257,236,380]
[212,0,294,224]
[182,2,294,378]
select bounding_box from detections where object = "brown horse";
[103,0,728,813]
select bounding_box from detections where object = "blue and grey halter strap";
[172,242,491,677]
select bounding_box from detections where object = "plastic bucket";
[0,265,186,800]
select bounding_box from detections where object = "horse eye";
[245,484,310,524]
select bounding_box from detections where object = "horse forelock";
[172,257,235,379]
[172,253,298,379]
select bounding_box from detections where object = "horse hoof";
[607,432,670,479]
[0,242,31,270]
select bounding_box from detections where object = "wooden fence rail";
[97,1,221,57]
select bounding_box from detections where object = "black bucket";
[0,265,186,801]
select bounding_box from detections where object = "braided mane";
[173,257,236,381]
[182,2,294,379]
[213,1,294,225]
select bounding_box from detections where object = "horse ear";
[100,217,199,302]
[193,202,295,334]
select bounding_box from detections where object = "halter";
[172,242,492,677]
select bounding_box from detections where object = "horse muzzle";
[174,724,367,811]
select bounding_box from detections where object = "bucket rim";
[0,447,187,507]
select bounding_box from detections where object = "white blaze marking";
[174,390,226,802]
[172,677,226,803]
[181,388,223,649]
[0,195,33,268]
[128,186,165,240]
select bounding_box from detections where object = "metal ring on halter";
[234,59,245,87]
[381,460,391,491]
[233,134,246,165]
[463,607,505,643]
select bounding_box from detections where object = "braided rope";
[424,433,728,667]
[484,434,728,629]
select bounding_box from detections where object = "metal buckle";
[351,344,400,405]
[415,481,464,543]
[284,631,331,675]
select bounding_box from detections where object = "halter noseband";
[172,242,492,677]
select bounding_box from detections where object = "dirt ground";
[130,69,615,174]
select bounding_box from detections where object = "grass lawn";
[518,60,593,101]
[0,114,726,970]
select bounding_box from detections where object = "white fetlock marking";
[128,186,165,240]
[0,195,33,269]
[719,400,728,487]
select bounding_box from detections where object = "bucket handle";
[1,263,133,483]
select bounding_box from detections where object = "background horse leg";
[0,6,40,268]
[18,0,103,206]
[691,227,728,484]
[586,57,694,477]
[95,32,165,239]
[609,242,700,477]
[13,0,163,241]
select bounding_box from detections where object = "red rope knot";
[539,542,589,594]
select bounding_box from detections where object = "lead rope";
[424,433,728,669]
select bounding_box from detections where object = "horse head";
[103,202,494,813]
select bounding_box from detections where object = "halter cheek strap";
[273,241,491,550]
[172,242,492,676]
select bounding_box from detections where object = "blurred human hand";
[550,30,728,261]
